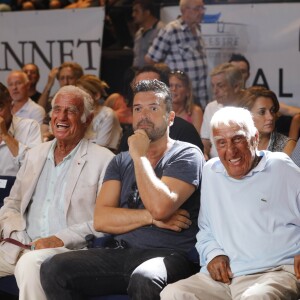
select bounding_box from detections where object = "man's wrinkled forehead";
[213,123,246,140]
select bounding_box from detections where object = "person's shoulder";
[172,140,204,161]
[157,20,165,29]
[26,140,52,156]
[110,151,131,167]
[86,140,115,156]
[163,18,182,31]
[203,157,222,175]
[192,105,203,114]
[205,100,219,110]
[263,150,293,169]
[100,105,115,117]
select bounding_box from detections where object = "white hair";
[210,106,257,146]
[51,85,94,123]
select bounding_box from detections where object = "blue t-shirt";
[103,140,205,252]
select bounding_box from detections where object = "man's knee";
[15,250,40,276]
[240,284,290,300]
[128,257,166,300]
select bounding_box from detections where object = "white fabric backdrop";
[0,7,104,93]
[161,3,300,106]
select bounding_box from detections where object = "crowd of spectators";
[1,0,300,298]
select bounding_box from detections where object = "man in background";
[132,0,164,69]
[146,0,208,109]
[22,63,42,103]
[7,70,45,125]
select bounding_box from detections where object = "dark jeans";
[40,248,199,300]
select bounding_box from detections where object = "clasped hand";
[153,209,192,232]
[128,129,151,158]
[31,235,64,250]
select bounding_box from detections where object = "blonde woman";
[169,70,203,133]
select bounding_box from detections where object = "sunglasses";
[127,182,140,209]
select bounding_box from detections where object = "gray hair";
[210,62,244,90]
[210,106,257,146]
[50,85,94,137]
[7,70,29,84]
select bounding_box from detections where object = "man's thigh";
[161,272,232,300]
[15,247,71,279]
[231,266,300,300]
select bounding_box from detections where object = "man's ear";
[86,112,94,127]
[168,111,175,127]
[251,130,259,148]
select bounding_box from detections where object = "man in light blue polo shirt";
[161,107,300,299]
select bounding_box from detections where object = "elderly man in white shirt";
[0,82,41,176]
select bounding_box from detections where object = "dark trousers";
[40,248,199,300]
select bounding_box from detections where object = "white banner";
[0,7,104,92]
[161,3,300,106]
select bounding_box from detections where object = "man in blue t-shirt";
[40,79,205,300]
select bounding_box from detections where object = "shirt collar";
[47,139,82,164]
[178,17,201,32]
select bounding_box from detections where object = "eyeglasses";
[127,182,140,209]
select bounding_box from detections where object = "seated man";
[6,70,46,125]
[0,85,114,300]
[40,79,205,299]
[0,82,41,176]
[118,65,204,153]
[161,106,300,300]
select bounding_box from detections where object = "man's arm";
[33,220,105,250]
[1,118,42,168]
[94,180,191,234]
[129,129,196,220]
[0,116,18,156]
[196,176,229,281]
[38,67,58,109]
[279,102,300,117]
